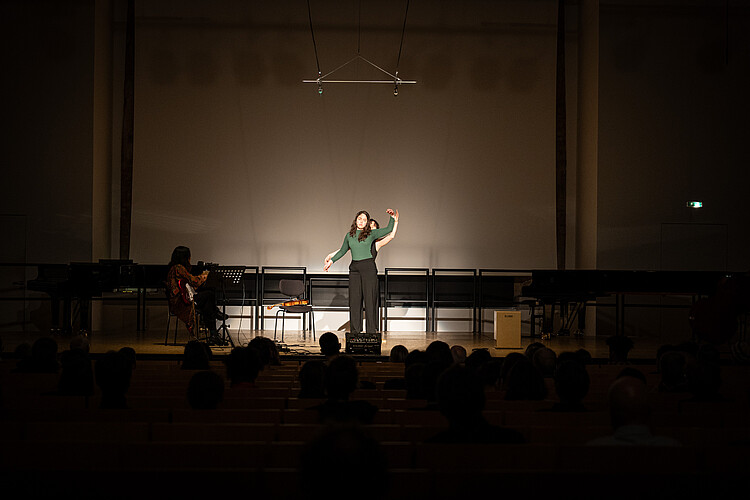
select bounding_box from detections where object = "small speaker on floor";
[345,332,382,355]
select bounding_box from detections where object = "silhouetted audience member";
[617,367,647,384]
[476,358,503,389]
[574,348,593,365]
[16,337,59,373]
[225,346,262,388]
[465,348,492,374]
[383,348,426,390]
[187,370,225,409]
[498,351,525,391]
[606,335,634,364]
[69,335,90,353]
[248,336,281,369]
[119,346,137,371]
[588,376,680,446]
[313,355,377,424]
[658,350,689,393]
[57,348,94,396]
[405,362,426,399]
[182,340,211,370]
[532,347,557,378]
[450,345,467,365]
[388,344,408,363]
[298,360,327,399]
[415,361,451,410]
[427,365,525,444]
[319,332,341,362]
[299,426,388,500]
[12,342,32,372]
[685,343,725,402]
[425,340,453,365]
[542,360,589,412]
[95,350,133,409]
[525,342,545,360]
[504,357,547,401]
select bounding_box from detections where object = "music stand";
[211,266,246,348]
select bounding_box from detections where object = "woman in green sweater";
[324,208,399,335]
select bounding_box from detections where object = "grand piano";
[27,260,168,334]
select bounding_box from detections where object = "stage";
[0,325,701,362]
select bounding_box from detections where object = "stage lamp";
[686,201,703,208]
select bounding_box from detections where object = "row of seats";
[2,420,749,447]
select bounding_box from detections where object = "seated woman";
[166,246,224,339]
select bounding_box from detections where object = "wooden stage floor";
[0,326,700,362]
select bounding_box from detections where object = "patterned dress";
[166,264,205,335]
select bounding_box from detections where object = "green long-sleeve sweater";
[331,216,395,263]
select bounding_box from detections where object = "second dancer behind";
[324,208,399,335]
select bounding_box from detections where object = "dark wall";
[1,0,95,264]
[598,1,750,271]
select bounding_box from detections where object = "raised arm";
[371,208,398,239]
[375,217,398,251]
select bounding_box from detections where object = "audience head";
[574,348,592,365]
[450,345,467,365]
[504,357,547,401]
[405,362,426,400]
[298,360,327,399]
[425,341,453,365]
[69,335,90,354]
[388,345,408,363]
[420,360,451,404]
[606,335,634,364]
[525,342,545,360]
[95,350,133,408]
[182,340,211,370]
[616,366,647,384]
[658,350,688,392]
[436,364,485,424]
[29,337,59,373]
[319,332,341,358]
[325,355,359,400]
[608,375,650,429]
[532,347,557,378]
[225,346,261,387]
[404,349,428,368]
[300,426,388,500]
[118,347,137,371]
[498,351,525,389]
[465,349,492,373]
[686,343,722,399]
[554,360,590,405]
[476,358,503,388]
[187,370,225,409]
[248,336,280,368]
[58,348,94,396]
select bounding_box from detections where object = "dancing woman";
[325,216,399,263]
[324,209,399,335]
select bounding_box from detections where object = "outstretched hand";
[386,208,399,221]
[324,258,332,272]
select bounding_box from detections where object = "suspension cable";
[306,0,321,77]
[395,0,410,76]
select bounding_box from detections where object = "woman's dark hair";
[349,211,372,242]
[169,246,191,270]
[370,219,380,229]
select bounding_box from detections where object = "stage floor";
[0,326,692,362]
